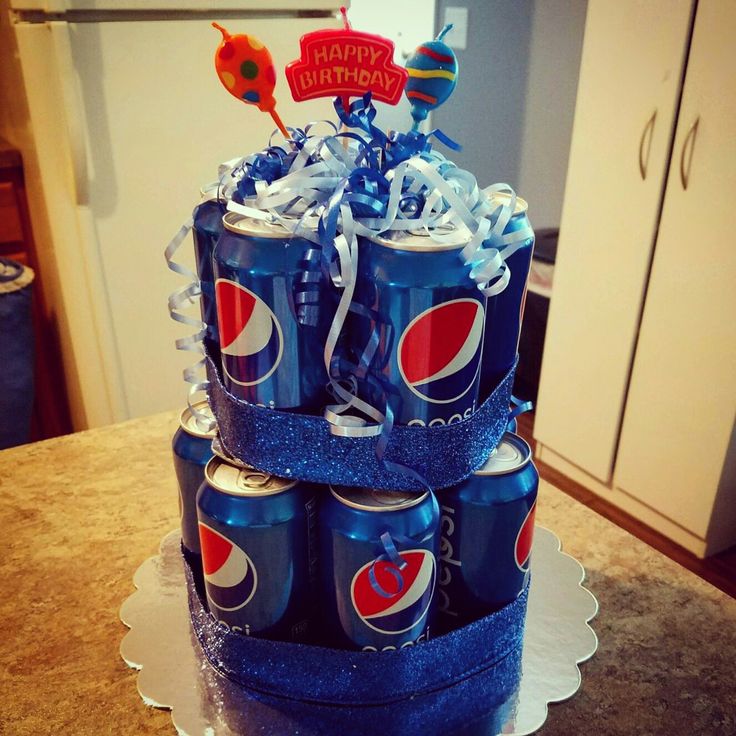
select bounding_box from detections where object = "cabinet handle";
[680,116,700,190]
[638,110,657,180]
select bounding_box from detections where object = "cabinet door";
[534,0,694,482]
[614,0,736,541]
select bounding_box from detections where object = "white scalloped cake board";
[120,526,598,736]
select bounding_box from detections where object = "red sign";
[285,28,408,105]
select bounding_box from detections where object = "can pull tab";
[237,470,271,489]
[368,532,408,598]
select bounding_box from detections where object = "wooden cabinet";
[534,0,694,483]
[535,0,736,557]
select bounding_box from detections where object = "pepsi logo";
[215,279,283,386]
[397,299,484,404]
[515,500,537,571]
[351,550,436,635]
[199,523,258,611]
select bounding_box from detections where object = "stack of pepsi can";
[174,425,537,649]
[199,211,533,426]
[173,195,539,649]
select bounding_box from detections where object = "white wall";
[432,0,587,229]
[346,0,436,133]
[517,0,588,229]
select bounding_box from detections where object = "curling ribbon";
[508,394,534,423]
[164,213,213,431]
[368,531,408,598]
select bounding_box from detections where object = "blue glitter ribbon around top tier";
[207,354,516,491]
[184,554,526,707]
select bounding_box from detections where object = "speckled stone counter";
[1,412,734,735]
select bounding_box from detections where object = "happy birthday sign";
[286,28,408,105]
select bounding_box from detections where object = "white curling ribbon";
[321,202,384,438]
[165,212,214,430]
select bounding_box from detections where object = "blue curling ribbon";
[508,394,534,423]
[184,552,527,707]
[369,532,407,598]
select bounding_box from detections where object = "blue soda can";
[319,486,440,651]
[437,432,538,629]
[480,194,535,398]
[213,212,330,411]
[172,401,216,570]
[355,230,486,426]
[196,456,318,641]
[192,195,226,347]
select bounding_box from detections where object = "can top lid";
[485,191,529,216]
[223,211,291,238]
[205,456,297,497]
[330,485,428,511]
[474,433,532,476]
[179,401,217,439]
[372,226,470,253]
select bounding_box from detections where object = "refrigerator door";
[11,0,339,11]
[15,16,340,424]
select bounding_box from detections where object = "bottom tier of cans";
[174,406,538,652]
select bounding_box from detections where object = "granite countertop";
[1,411,734,735]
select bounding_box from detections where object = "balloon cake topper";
[212,22,290,138]
[211,9,460,139]
[404,25,458,130]
[285,7,408,111]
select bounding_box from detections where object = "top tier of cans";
[193,193,534,425]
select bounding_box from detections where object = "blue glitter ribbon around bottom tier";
[184,555,526,709]
[206,355,516,491]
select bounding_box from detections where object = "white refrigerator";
[4,0,343,429]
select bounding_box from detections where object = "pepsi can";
[480,194,534,397]
[319,486,440,651]
[193,194,226,348]
[355,230,486,426]
[437,433,537,629]
[197,456,318,641]
[172,401,216,591]
[213,213,330,411]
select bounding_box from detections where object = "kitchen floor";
[516,413,736,599]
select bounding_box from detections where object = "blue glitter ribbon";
[183,552,527,706]
[207,353,516,491]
